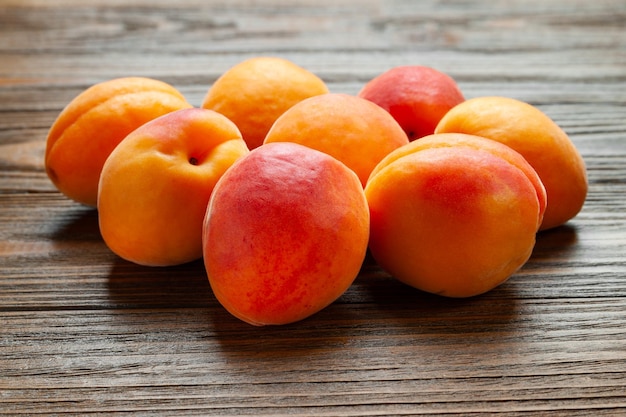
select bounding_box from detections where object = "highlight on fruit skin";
[435,95,588,230]
[45,77,192,207]
[365,133,547,298]
[202,142,370,326]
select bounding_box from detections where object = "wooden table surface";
[1,1,625,415]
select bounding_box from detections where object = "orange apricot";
[45,77,192,206]
[203,142,370,326]
[264,93,409,187]
[358,65,465,141]
[365,133,547,298]
[201,57,329,150]
[435,96,587,230]
[98,108,249,267]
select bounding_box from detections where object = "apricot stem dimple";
[189,156,199,165]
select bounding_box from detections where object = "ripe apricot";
[45,77,192,206]
[203,142,370,326]
[264,93,409,187]
[435,96,587,230]
[358,65,465,141]
[365,133,547,298]
[98,108,249,267]
[201,57,329,150]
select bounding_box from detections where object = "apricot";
[98,108,249,267]
[365,133,547,298]
[435,96,587,230]
[202,142,370,326]
[358,65,465,141]
[201,57,329,150]
[45,77,192,206]
[264,93,409,187]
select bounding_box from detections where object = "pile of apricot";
[45,57,587,326]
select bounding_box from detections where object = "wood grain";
[1,0,625,415]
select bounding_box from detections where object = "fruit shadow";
[47,204,119,265]
[50,205,100,243]
[352,254,526,342]
[530,223,579,261]
[106,258,212,310]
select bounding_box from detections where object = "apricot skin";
[358,66,465,141]
[98,108,249,267]
[45,77,192,207]
[435,96,587,230]
[264,93,409,187]
[369,133,547,230]
[203,142,370,326]
[202,57,329,150]
[365,133,546,298]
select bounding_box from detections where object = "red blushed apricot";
[369,133,547,230]
[98,108,249,267]
[365,133,545,298]
[45,77,192,206]
[202,142,370,326]
[358,65,465,141]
